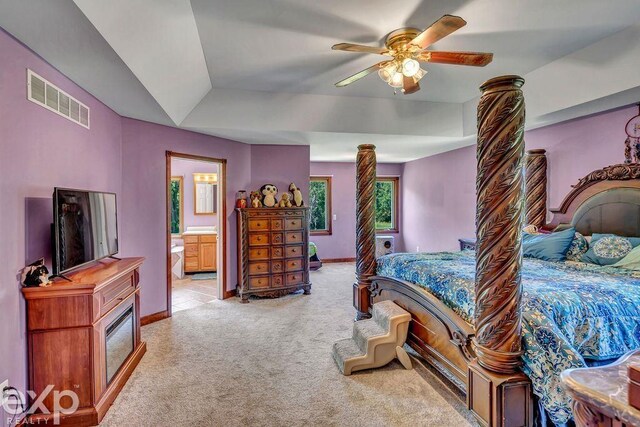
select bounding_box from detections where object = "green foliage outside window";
[309,179,328,232]
[170,179,181,234]
[375,180,394,230]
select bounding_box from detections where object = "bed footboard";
[370,276,533,427]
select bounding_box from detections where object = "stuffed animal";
[260,184,278,207]
[289,183,304,207]
[21,258,51,287]
[278,192,292,208]
[250,191,262,208]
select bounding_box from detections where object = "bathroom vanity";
[183,226,217,273]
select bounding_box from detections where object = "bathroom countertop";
[182,230,217,235]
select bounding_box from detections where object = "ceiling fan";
[332,15,493,95]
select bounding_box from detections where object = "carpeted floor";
[102,263,478,426]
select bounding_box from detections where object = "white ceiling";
[1,0,640,162]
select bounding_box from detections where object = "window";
[309,176,332,235]
[170,176,183,234]
[375,177,399,232]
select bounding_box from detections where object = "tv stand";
[107,255,122,260]
[49,272,72,282]
[22,257,146,426]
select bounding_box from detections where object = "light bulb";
[402,58,420,77]
[389,72,404,88]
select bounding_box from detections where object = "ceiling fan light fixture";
[389,71,404,88]
[377,62,397,83]
[413,68,427,82]
[401,58,420,77]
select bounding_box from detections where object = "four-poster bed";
[352,75,640,426]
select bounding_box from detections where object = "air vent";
[27,69,90,129]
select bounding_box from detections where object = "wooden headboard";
[547,163,640,236]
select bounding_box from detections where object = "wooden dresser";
[21,258,146,426]
[183,233,217,272]
[236,207,311,302]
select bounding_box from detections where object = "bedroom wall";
[309,162,403,260]
[402,105,637,253]
[0,29,123,423]
[120,124,311,317]
[170,157,219,230]
[249,144,310,203]
[120,119,251,315]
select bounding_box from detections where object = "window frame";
[170,175,184,236]
[375,176,400,233]
[309,176,332,236]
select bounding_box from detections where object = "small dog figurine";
[21,258,51,287]
[289,183,304,207]
[250,191,262,208]
[278,193,293,208]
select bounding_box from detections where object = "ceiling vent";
[27,69,90,129]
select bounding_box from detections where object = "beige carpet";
[102,263,478,426]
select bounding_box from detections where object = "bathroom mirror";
[193,173,217,215]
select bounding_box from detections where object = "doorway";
[166,151,227,315]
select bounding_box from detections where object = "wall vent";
[27,69,90,129]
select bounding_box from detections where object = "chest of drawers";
[236,207,311,302]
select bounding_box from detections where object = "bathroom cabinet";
[184,234,217,272]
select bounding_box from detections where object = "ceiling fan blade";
[332,43,389,55]
[402,75,420,94]
[417,51,493,67]
[335,61,391,87]
[409,15,466,50]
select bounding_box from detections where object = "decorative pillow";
[522,227,576,262]
[565,232,589,261]
[612,245,640,270]
[581,234,640,266]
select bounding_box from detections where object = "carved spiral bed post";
[525,149,548,229]
[354,144,377,321]
[468,76,533,427]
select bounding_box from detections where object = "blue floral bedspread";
[377,251,640,425]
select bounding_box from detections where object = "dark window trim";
[375,176,400,233]
[309,176,332,236]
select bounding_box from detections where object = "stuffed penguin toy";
[289,183,304,207]
[260,184,278,207]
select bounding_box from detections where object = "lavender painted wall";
[170,157,219,229]
[120,125,311,317]
[309,162,403,260]
[0,29,311,417]
[249,144,310,202]
[402,106,636,253]
[0,29,122,422]
[119,118,252,315]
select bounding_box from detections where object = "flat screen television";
[53,188,119,274]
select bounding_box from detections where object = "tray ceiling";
[1,0,640,162]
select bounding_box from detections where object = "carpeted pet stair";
[332,300,412,375]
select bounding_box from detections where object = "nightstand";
[458,238,476,251]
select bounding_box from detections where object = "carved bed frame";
[353,75,640,426]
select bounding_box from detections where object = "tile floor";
[171,275,218,312]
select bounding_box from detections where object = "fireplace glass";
[105,305,134,384]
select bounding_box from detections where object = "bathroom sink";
[182,226,217,235]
